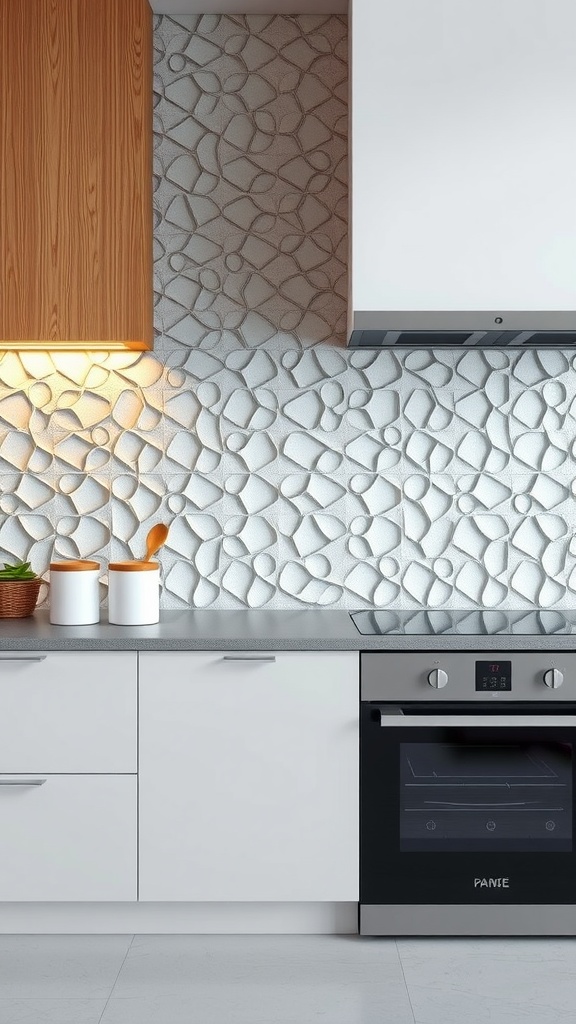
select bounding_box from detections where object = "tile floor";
[0,934,574,1023]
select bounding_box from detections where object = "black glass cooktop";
[350,609,576,636]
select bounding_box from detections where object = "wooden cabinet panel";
[139,651,359,902]
[0,0,152,349]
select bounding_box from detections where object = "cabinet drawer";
[0,652,136,773]
[0,774,136,901]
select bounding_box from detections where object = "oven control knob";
[428,668,448,689]
[543,668,564,689]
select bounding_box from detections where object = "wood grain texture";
[0,0,152,348]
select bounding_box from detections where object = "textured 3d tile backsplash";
[1,13,576,610]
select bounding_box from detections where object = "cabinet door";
[0,652,136,773]
[0,775,136,901]
[139,652,359,902]
[0,0,152,350]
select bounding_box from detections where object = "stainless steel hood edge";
[349,311,576,349]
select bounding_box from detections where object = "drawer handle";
[0,778,47,786]
[222,656,276,663]
[0,656,47,662]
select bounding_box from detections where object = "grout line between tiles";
[395,939,417,1024]
[96,934,135,1024]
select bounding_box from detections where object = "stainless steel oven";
[360,652,576,935]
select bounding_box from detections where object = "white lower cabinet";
[0,774,136,901]
[0,651,138,902]
[0,652,137,773]
[139,651,359,902]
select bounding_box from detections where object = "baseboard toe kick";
[0,901,358,934]
[360,904,576,936]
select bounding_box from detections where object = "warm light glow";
[0,348,164,417]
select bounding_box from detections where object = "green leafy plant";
[0,561,39,581]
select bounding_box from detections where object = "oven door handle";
[379,709,576,727]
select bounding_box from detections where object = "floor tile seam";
[394,939,417,1024]
[96,934,136,1024]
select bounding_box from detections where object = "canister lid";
[50,560,100,572]
[109,561,159,572]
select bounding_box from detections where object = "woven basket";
[0,579,45,618]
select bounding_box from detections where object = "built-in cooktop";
[350,609,576,636]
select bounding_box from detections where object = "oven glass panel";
[400,742,572,853]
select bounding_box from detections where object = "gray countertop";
[0,609,575,651]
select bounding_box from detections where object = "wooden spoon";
[144,523,169,562]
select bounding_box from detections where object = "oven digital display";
[475,660,512,691]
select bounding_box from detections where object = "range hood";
[348,0,576,348]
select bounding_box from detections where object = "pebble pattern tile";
[0,15,575,610]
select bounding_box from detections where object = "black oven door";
[360,703,576,906]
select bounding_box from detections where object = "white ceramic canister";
[108,561,160,625]
[49,560,101,625]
